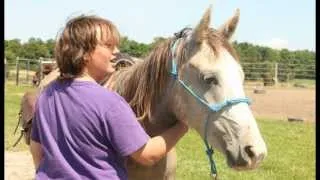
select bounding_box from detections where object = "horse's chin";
[226,152,264,171]
[230,162,261,171]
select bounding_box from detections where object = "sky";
[5,0,315,51]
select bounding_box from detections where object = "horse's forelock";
[206,29,239,61]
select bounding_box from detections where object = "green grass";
[5,82,315,179]
[176,119,315,180]
[5,82,35,151]
[289,79,315,88]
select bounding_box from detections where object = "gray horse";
[106,7,267,179]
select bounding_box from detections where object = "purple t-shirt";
[31,79,149,180]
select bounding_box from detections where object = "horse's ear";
[193,6,211,43]
[217,8,240,40]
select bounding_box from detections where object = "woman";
[30,15,188,179]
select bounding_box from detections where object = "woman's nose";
[113,47,120,54]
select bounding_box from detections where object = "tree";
[4,36,315,69]
[5,39,22,62]
[119,36,151,58]
[236,42,260,62]
[46,39,56,58]
[18,38,50,59]
[258,47,280,62]
[150,37,167,48]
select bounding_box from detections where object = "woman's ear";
[83,53,91,64]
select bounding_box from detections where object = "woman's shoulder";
[80,84,132,115]
[71,81,126,104]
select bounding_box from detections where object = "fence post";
[4,57,7,84]
[274,63,278,86]
[4,58,7,83]
[15,57,20,86]
[26,59,30,83]
[39,57,43,80]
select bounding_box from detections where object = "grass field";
[175,119,315,180]
[5,82,35,151]
[5,82,315,179]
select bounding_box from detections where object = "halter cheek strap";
[169,34,251,179]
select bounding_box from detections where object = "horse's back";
[15,89,41,145]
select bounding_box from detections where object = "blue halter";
[170,35,251,179]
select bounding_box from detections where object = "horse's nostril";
[244,145,255,158]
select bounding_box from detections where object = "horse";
[30,53,138,87]
[105,7,267,179]
[32,63,57,87]
[16,7,267,180]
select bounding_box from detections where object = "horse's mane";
[110,38,174,121]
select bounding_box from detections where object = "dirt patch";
[245,87,315,122]
[5,151,35,180]
[8,70,36,76]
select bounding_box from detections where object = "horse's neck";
[109,61,178,136]
[108,65,140,97]
[144,112,178,137]
[141,118,175,137]
[143,94,178,136]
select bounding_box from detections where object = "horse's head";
[109,6,267,171]
[168,7,267,170]
[32,71,41,87]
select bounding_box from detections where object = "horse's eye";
[201,74,218,85]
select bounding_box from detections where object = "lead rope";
[170,37,218,179]
[204,115,218,179]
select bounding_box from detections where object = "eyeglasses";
[99,42,114,49]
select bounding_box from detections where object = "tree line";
[5,36,315,66]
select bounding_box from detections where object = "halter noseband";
[170,28,251,179]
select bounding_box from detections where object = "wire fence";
[5,58,315,87]
[5,57,56,86]
[241,62,315,87]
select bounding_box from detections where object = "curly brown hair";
[55,14,120,79]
